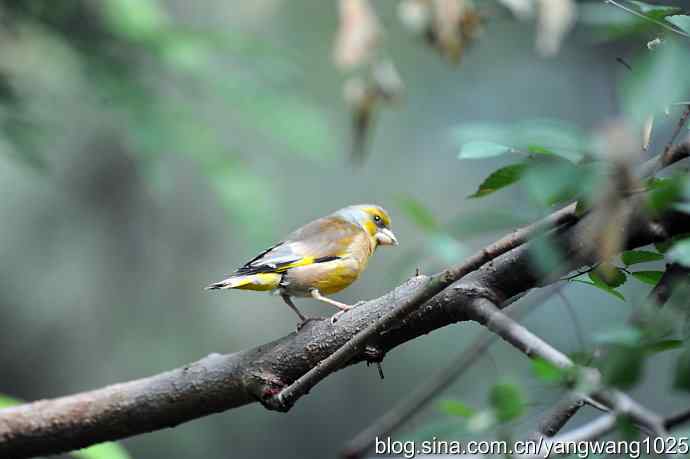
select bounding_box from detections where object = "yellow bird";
[207,204,398,324]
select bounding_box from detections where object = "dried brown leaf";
[535,0,577,57]
[333,0,381,70]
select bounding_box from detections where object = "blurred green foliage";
[0,0,334,241]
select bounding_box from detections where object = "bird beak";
[376,228,398,246]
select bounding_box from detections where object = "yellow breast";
[283,232,375,296]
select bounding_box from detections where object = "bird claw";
[330,301,368,325]
[330,310,347,325]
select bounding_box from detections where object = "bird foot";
[330,310,347,325]
[330,300,368,325]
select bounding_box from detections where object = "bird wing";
[234,217,361,275]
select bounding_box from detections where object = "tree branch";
[466,298,668,443]
[341,285,563,459]
[528,395,586,440]
[1,147,689,457]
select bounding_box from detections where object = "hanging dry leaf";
[398,0,432,34]
[398,0,481,63]
[333,0,381,70]
[642,115,654,151]
[535,0,576,57]
[372,59,404,101]
[343,61,403,165]
[578,121,641,269]
[344,76,376,165]
[433,0,482,62]
[432,0,464,60]
[497,0,534,20]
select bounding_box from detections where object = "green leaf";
[590,267,627,288]
[73,443,132,459]
[514,119,588,163]
[628,1,680,17]
[667,15,690,34]
[594,327,643,346]
[646,339,683,355]
[104,0,169,43]
[458,141,513,159]
[631,270,664,286]
[396,195,439,231]
[0,394,21,409]
[621,250,664,266]
[531,358,565,383]
[673,203,690,214]
[572,279,625,301]
[647,176,686,213]
[526,145,555,155]
[617,415,639,441]
[452,119,588,163]
[522,159,594,207]
[489,382,525,422]
[439,400,476,418]
[452,123,511,148]
[669,239,690,267]
[674,347,690,391]
[580,1,680,41]
[468,163,527,198]
[575,198,590,217]
[570,351,596,366]
[656,233,690,253]
[622,38,690,123]
[601,344,645,389]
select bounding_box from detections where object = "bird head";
[336,204,398,247]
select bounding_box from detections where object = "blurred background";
[0,0,688,458]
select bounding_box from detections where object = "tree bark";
[1,204,689,458]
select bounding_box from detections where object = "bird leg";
[281,294,308,323]
[310,289,351,311]
[309,289,354,325]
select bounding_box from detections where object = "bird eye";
[373,215,381,222]
[373,214,385,227]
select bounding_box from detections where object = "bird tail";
[206,273,280,292]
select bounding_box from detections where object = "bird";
[207,204,398,325]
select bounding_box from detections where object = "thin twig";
[605,0,690,39]
[468,298,668,440]
[341,286,562,459]
[521,414,618,459]
[556,290,587,352]
[458,407,690,458]
[662,105,690,164]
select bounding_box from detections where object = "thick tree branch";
[1,144,689,457]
